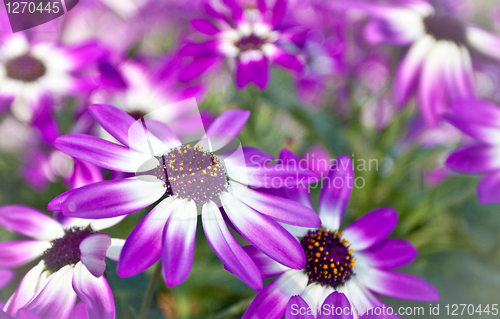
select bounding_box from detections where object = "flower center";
[235,33,267,52]
[300,228,356,288]
[424,15,466,43]
[156,144,228,205]
[5,54,46,82]
[43,227,95,272]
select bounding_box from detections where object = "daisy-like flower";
[243,150,439,319]
[285,291,389,319]
[179,0,303,89]
[0,205,124,319]
[48,103,321,289]
[444,99,500,204]
[333,0,500,126]
[0,33,106,132]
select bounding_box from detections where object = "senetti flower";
[243,150,439,319]
[0,34,106,129]
[445,99,500,204]
[0,205,124,319]
[49,103,321,289]
[334,0,500,127]
[285,291,390,319]
[179,0,303,89]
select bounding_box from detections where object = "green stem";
[138,262,162,319]
[210,297,255,319]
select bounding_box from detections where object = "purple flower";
[178,0,303,89]
[444,99,500,204]
[49,103,321,289]
[0,34,106,128]
[0,205,124,319]
[285,291,392,319]
[242,150,439,319]
[334,0,500,126]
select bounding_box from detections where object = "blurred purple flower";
[243,150,439,319]
[178,0,304,89]
[445,99,500,204]
[48,104,321,289]
[0,205,124,319]
[334,0,500,126]
[0,34,106,131]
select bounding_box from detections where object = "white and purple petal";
[478,170,500,204]
[117,197,178,277]
[59,178,165,219]
[79,234,112,278]
[318,155,353,230]
[0,206,64,241]
[221,192,306,269]
[243,270,308,319]
[161,199,198,288]
[343,208,398,251]
[202,201,262,290]
[0,241,50,268]
[355,239,417,270]
[72,263,115,319]
[25,266,77,319]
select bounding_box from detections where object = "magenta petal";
[15,308,43,319]
[243,147,275,165]
[243,245,290,279]
[88,104,136,148]
[278,149,314,209]
[142,119,181,149]
[0,310,10,319]
[0,269,13,290]
[285,295,314,319]
[117,197,177,277]
[26,265,77,319]
[222,0,243,21]
[0,240,50,267]
[0,205,64,240]
[54,134,151,173]
[71,160,103,189]
[318,291,353,319]
[72,263,115,319]
[231,182,320,227]
[202,201,262,290]
[191,19,221,36]
[272,48,303,73]
[162,199,198,288]
[478,170,500,204]
[205,109,250,142]
[318,155,353,230]
[356,239,417,270]
[179,56,221,82]
[343,208,398,251]
[249,55,269,89]
[358,267,440,302]
[465,25,500,60]
[446,145,500,174]
[272,0,286,27]
[243,270,308,319]
[68,303,88,319]
[238,165,319,188]
[221,192,306,269]
[236,59,252,89]
[80,234,112,278]
[60,178,165,219]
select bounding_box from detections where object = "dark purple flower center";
[424,15,466,43]
[43,226,95,272]
[300,228,356,288]
[236,34,267,52]
[156,144,227,205]
[5,54,46,82]
[128,111,147,121]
